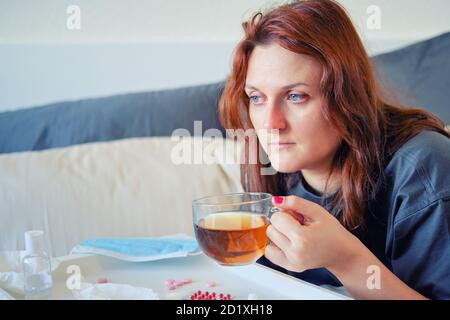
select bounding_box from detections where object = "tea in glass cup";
[192,193,277,266]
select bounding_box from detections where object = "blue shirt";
[258,130,450,299]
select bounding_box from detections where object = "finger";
[285,209,305,225]
[272,195,323,223]
[264,243,290,268]
[266,224,290,252]
[270,211,303,241]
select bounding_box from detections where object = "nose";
[263,100,287,130]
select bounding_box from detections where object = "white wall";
[0,0,449,111]
[2,0,449,45]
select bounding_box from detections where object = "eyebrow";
[244,82,309,91]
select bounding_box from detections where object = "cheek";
[298,123,341,163]
[288,109,341,163]
[248,107,263,129]
[292,105,337,142]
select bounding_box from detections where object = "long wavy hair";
[219,0,449,234]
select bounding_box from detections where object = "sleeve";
[390,198,450,299]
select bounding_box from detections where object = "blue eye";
[249,95,262,104]
[288,93,305,102]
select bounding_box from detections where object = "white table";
[50,253,351,300]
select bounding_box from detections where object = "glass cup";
[192,192,278,266]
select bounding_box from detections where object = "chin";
[268,157,303,173]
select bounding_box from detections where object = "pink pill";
[97,277,108,284]
[206,281,216,287]
[165,279,177,288]
[182,278,193,284]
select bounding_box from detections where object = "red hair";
[219,0,449,234]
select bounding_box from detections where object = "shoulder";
[390,130,450,164]
[381,132,450,300]
[385,130,450,217]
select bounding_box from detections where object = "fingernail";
[273,196,284,204]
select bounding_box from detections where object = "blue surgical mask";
[71,236,199,262]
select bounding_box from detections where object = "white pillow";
[0,137,243,257]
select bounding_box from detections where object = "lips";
[269,142,295,146]
[270,142,295,145]
[268,142,295,149]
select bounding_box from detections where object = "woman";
[219,0,450,299]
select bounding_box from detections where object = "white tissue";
[0,288,16,300]
[72,282,159,300]
[0,271,24,296]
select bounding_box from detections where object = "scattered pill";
[165,280,174,287]
[189,290,233,300]
[165,278,194,290]
[96,277,108,284]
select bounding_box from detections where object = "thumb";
[272,195,324,223]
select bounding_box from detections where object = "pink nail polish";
[273,196,284,204]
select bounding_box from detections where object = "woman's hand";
[265,195,363,273]
[265,195,428,299]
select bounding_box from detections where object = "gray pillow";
[373,32,450,123]
[0,81,226,154]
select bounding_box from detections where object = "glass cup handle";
[269,206,280,218]
[266,207,280,245]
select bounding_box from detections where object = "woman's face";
[246,43,341,174]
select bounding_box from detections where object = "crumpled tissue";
[71,282,159,300]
